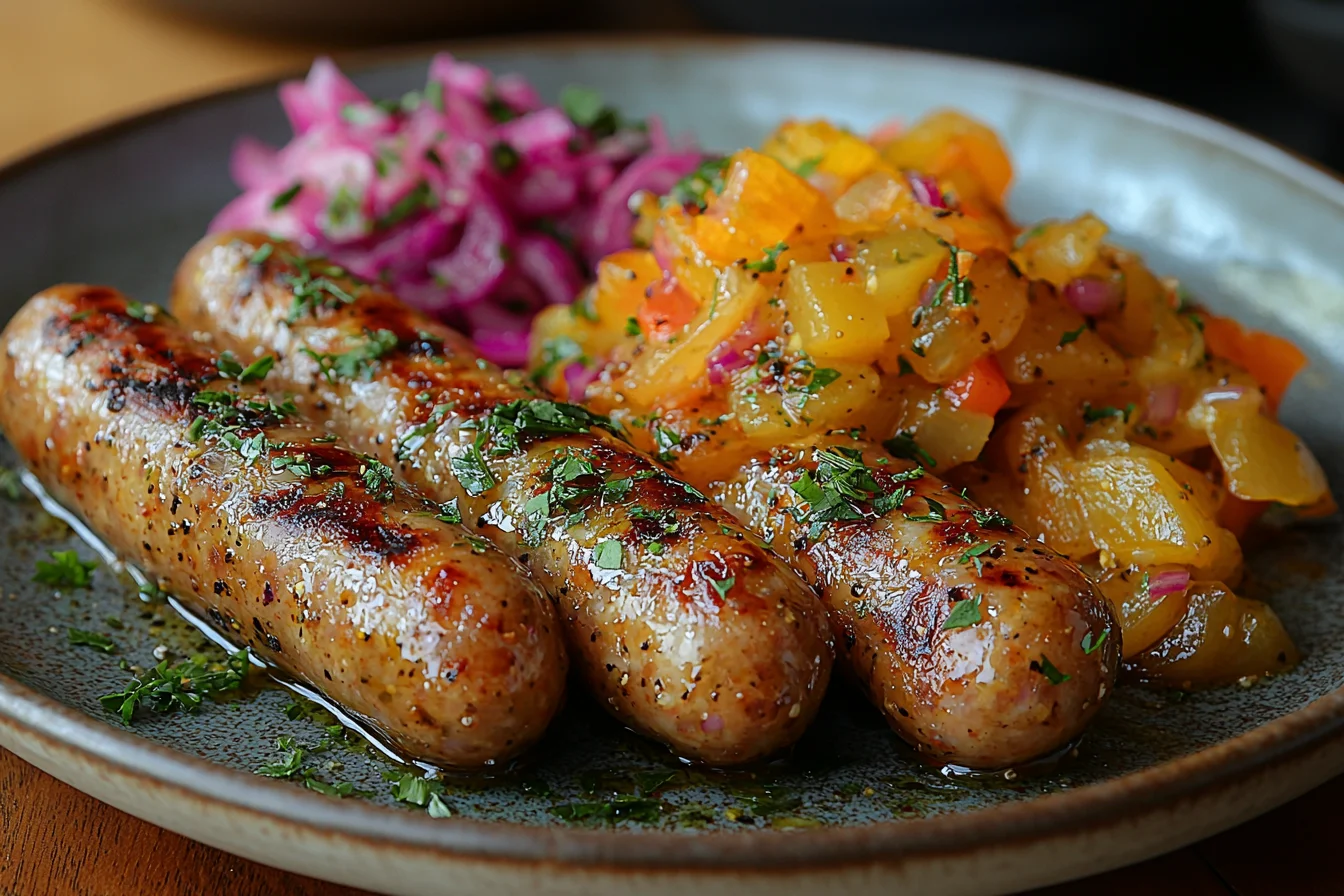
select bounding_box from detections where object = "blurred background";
[2,0,1343,169]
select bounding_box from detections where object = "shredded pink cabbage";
[210,56,701,364]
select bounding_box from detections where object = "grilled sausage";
[715,433,1120,769]
[170,232,834,765]
[0,286,567,769]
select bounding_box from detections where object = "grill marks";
[251,484,423,560]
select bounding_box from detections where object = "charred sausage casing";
[716,434,1120,769]
[171,232,834,766]
[0,285,567,768]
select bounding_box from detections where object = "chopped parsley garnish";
[745,241,788,273]
[424,79,445,113]
[559,85,626,139]
[592,539,623,570]
[972,506,1014,530]
[34,550,98,588]
[789,446,921,538]
[668,156,728,211]
[270,182,303,211]
[376,180,435,230]
[475,399,616,452]
[256,736,305,778]
[1013,223,1047,249]
[248,243,274,266]
[895,356,916,377]
[531,335,587,386]
[1058,325,1086,347]
[1082,402,1136,424]
[519,449,657,546]
[788,366,841,401]
[958,541,996,575]
[303,329,399,383]
[792,155,824,178]
[435,498,462,525]
[550,796,663,824]
[100,648,250,724]
[271,454,332,478]
[281,254,360,322]
[389,772,450,816]
[359,456,396,502]
[68,628,117,653]
[216,351,275,384]
[396,401,455,460]
[708,575,735,600]
[929,243,974,306]
[941,596,982,631]
[883,432,937,468]
[652,426,681,462]
[1082,629,1109,655]
[624,316,641,336]
[1034,654,1070,685]
[125,301,164,323]
[905,496,947,523]
[451,444,497,496]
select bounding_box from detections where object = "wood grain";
[2,746,1340,896]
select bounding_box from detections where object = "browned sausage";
[0,285,567,769]
[715,433,1120,769]
[170,232,834,765]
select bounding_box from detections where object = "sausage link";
[170,233,833,765]
[0,286,566,769]
[715,434,1120,769]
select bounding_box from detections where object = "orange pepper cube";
[694,149,830,265]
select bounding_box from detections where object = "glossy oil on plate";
[1,36,1342,896]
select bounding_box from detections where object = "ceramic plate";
[1,36,1342,896]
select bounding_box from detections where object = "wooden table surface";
[0,3,1336,894]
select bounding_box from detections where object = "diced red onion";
[514,234,583,307]
[564,361,599,401]
[584,151,703,265]
[907,171,946,209]
[1149,569,1191,600]
[425,196,512,310]
[1062,277,1122,316]
[706,316,763,385]
[1146,384,1181,426]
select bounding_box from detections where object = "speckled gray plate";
[1,36,1342,896]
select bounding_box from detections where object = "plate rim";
[2,31,1343,871]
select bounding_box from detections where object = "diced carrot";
[1197,311,1307,412]
[637,276,698,342]
[945,355,1011,417]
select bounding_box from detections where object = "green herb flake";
[1082,629,1109,655]
[942,596,983,631]
[972,506,1014,530]
[593,539,623,570]
[1082,402,1136,424]
[1035,654,1070,685]
[99,648,250,724]
[929,242,974,307]
[68,628,117,653]
[550,796,663,824]
[255,736,305,778]
[125,301,163,323]
[792,155,824,178]
[958,541,996,575]
[745,241,788,274]
[435,498,463,525]
[450,445,498,496]
[270,182,303,211]
[0,467,22,501]
[905,496,947,523]
[708,575,735,600]
[1058,325,1086,347]
[359,456,397,502]
[376,180,435,230]
[34,550,98,588]
[490,141,522,175]
[883,432,937,468]
[303,329,399,383]
[216,351,276,384]
[668,156,729,212]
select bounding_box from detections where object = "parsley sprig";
[789,447,922,538]
[100,649,250,724]
[280,254,360,322]
[302,329,399,382]
[34,550,98,588]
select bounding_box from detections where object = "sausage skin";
[715,434,1120,769]
[0,286,567,768]
[170,232,834,765]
